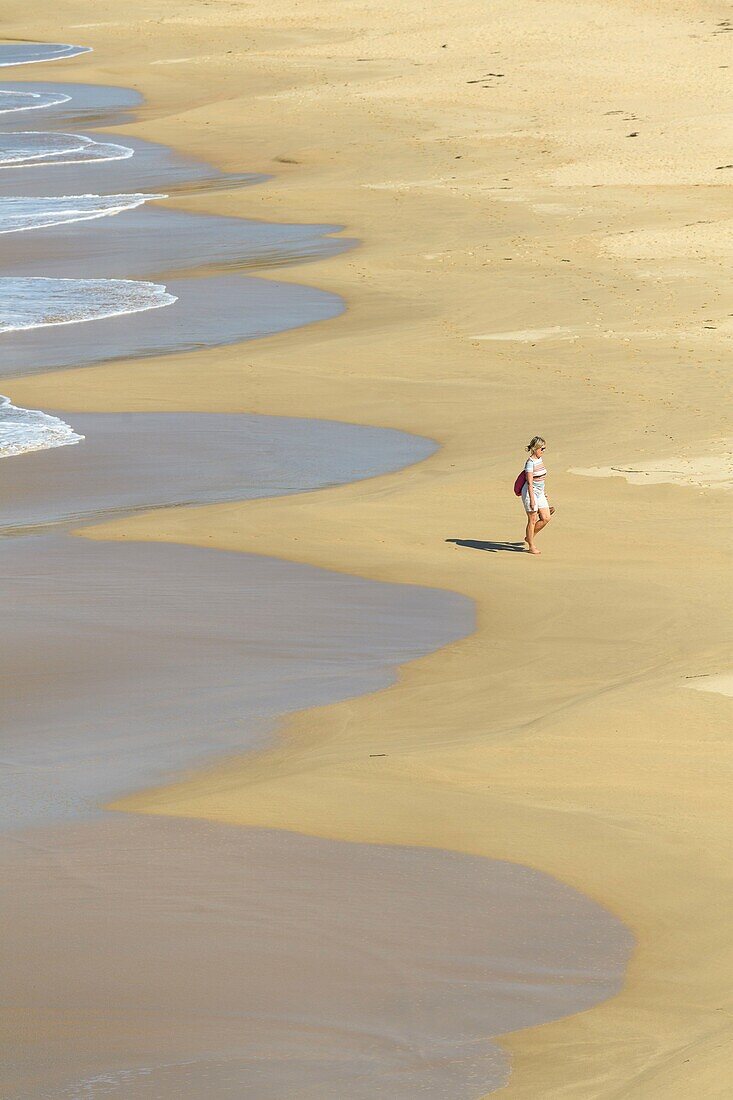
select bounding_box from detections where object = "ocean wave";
[0,193,166,234]
[0,277,177,333]
[0,89,71,114]
[0,44,91,67]
[0,131,132,169]
[0,394,82,457]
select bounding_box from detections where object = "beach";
[1,1,732,1096]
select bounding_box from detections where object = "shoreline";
[0,407,439,531]
[4,3,732,1096]
[0,44,638,1097]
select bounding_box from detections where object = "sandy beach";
[2,0,732,1096]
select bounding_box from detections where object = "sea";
[0,42,163,456]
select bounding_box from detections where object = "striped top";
[524,456,547,482]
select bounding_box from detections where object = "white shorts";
[522,482,548,514]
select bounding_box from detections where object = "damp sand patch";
[571,446,733,492]
[686,674,733,698]
[470,326,580,342]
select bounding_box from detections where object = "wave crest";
[0,276,177,332]
[0,394,82,457]
[0,193,165,234]
[0,131,132,169]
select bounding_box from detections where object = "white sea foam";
[0,394,82,457]
[0,89,71,114]
[0,132,133,169]
[0,277,177,333]
[0,193,165,234]
[0,44,91,67]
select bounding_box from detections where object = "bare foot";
[527,545,541,555]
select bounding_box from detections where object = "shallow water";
[0,129,132,167]
[1,202,353,277]
[0,43,90,67]
[0,80,142,129]
[0,394,81,456]
[1,817,633,1099]
[0,275,175,333]
[0,88,71,114]
[0,273,341,376]
[0,409,435,528]
[0,193,163,234]
[0,126,260,194]
[0,81,351,386]
[0,534,472,831]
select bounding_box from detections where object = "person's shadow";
[446,538,526,554]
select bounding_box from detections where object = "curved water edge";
[0,273,342,376]
[0,88,71,113]
[0,121,263,195]
[2,816,633,1099]
[0,43,90,67]
[0,409,436,529]
[1,202,353,278]
[0,73,353,388]
[0,42,633,1099]
[0,393,81,457]
[0,535,473,832]
[0,81,147,132]
[0,276,176,333]
[0,130,133,167]
[0,193,165,234]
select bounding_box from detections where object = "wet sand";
[1,816,631,1099]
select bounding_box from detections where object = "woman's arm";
[526,469,536,510]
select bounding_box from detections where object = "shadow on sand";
[446,538,527,554]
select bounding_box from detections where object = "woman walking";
[522,436,553,554]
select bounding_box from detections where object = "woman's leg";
[525,510,540,553]
[534,506,552,536]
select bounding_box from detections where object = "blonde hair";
[526,436,546,453]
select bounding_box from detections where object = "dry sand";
[5,0,733,1095]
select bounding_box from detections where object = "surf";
[0,276,176,332]
[0,394,82,458]
[0,193,165,234]
[0,131,133,168]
